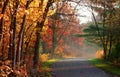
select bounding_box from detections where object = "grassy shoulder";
[40,59,58,77]
[89,58,120,76]
[42,59,58,69]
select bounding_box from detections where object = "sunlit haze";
[70,1,98,24]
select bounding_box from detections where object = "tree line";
[77,0,120,63]
[0,0,82,76]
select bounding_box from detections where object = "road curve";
[51,58,116,77]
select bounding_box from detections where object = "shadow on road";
[51,58,115,77]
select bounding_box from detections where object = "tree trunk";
[25,29,35,54]
[16,0,33,70]
[0,0,9,42]
[41,41,47,53]
[108,33,112,58]
[12,0,19,70]
[33,23,41,69]
[16,14,26,70]
[33,0,52,69]
[107,7,114,59]
[51,21,56,55]
[91,0,108,60]
[8,17,13,60]
[1,32,5,61]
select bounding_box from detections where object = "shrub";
[109,43,120,63]
[96,50,104,59]
[40,54,49,62]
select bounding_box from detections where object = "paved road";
[51,58,116,77]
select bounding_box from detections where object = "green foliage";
[42,61,54,68]
[75,34,99,37]
[83,24,104,34]
[89,59,120,76]
[76,24,106,47]
[109,43,120,62]
[115,42,120,54]
[109,48,118,61]
[40,59,57,77]
[39,72,52,77]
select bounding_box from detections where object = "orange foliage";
[19,65,28,77]
[0,60,13,76]
[96,50,104,59]
[40,54,49,62]
[0,65,13,77]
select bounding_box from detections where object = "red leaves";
[47,29,52,35]
[78,38,84,46]
[63,32,68,36]
[48,21,52,26]
[58,39,63,45]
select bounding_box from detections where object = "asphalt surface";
[51,58,116,77]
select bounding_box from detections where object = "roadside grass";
[89,58,120,76]
[42,59,58,69]
[40,58,58,77]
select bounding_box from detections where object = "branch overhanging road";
[51,58,116,77]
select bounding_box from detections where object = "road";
[51,58,116,77]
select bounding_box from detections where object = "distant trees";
[41,1,82,57]
[94,0,120,60]
[79,0,120,62]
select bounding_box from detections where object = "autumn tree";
[0,0,54,76]
[89,0,120,61]
[0,0,9,43]
[0,0,84,76]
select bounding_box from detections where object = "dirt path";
[51,58,116,77]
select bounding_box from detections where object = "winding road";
[51,58,117,77]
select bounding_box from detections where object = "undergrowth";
[89,58,120,76]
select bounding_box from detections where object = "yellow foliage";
[30,0,39,7]
[96,50,104,59]
[44,18,48,25]
[40,54,49,62]
[25,10,29,15]
[42,26,48,32]
[47,10,55,16]
[42,0,48,12]
[41,25,49,35]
